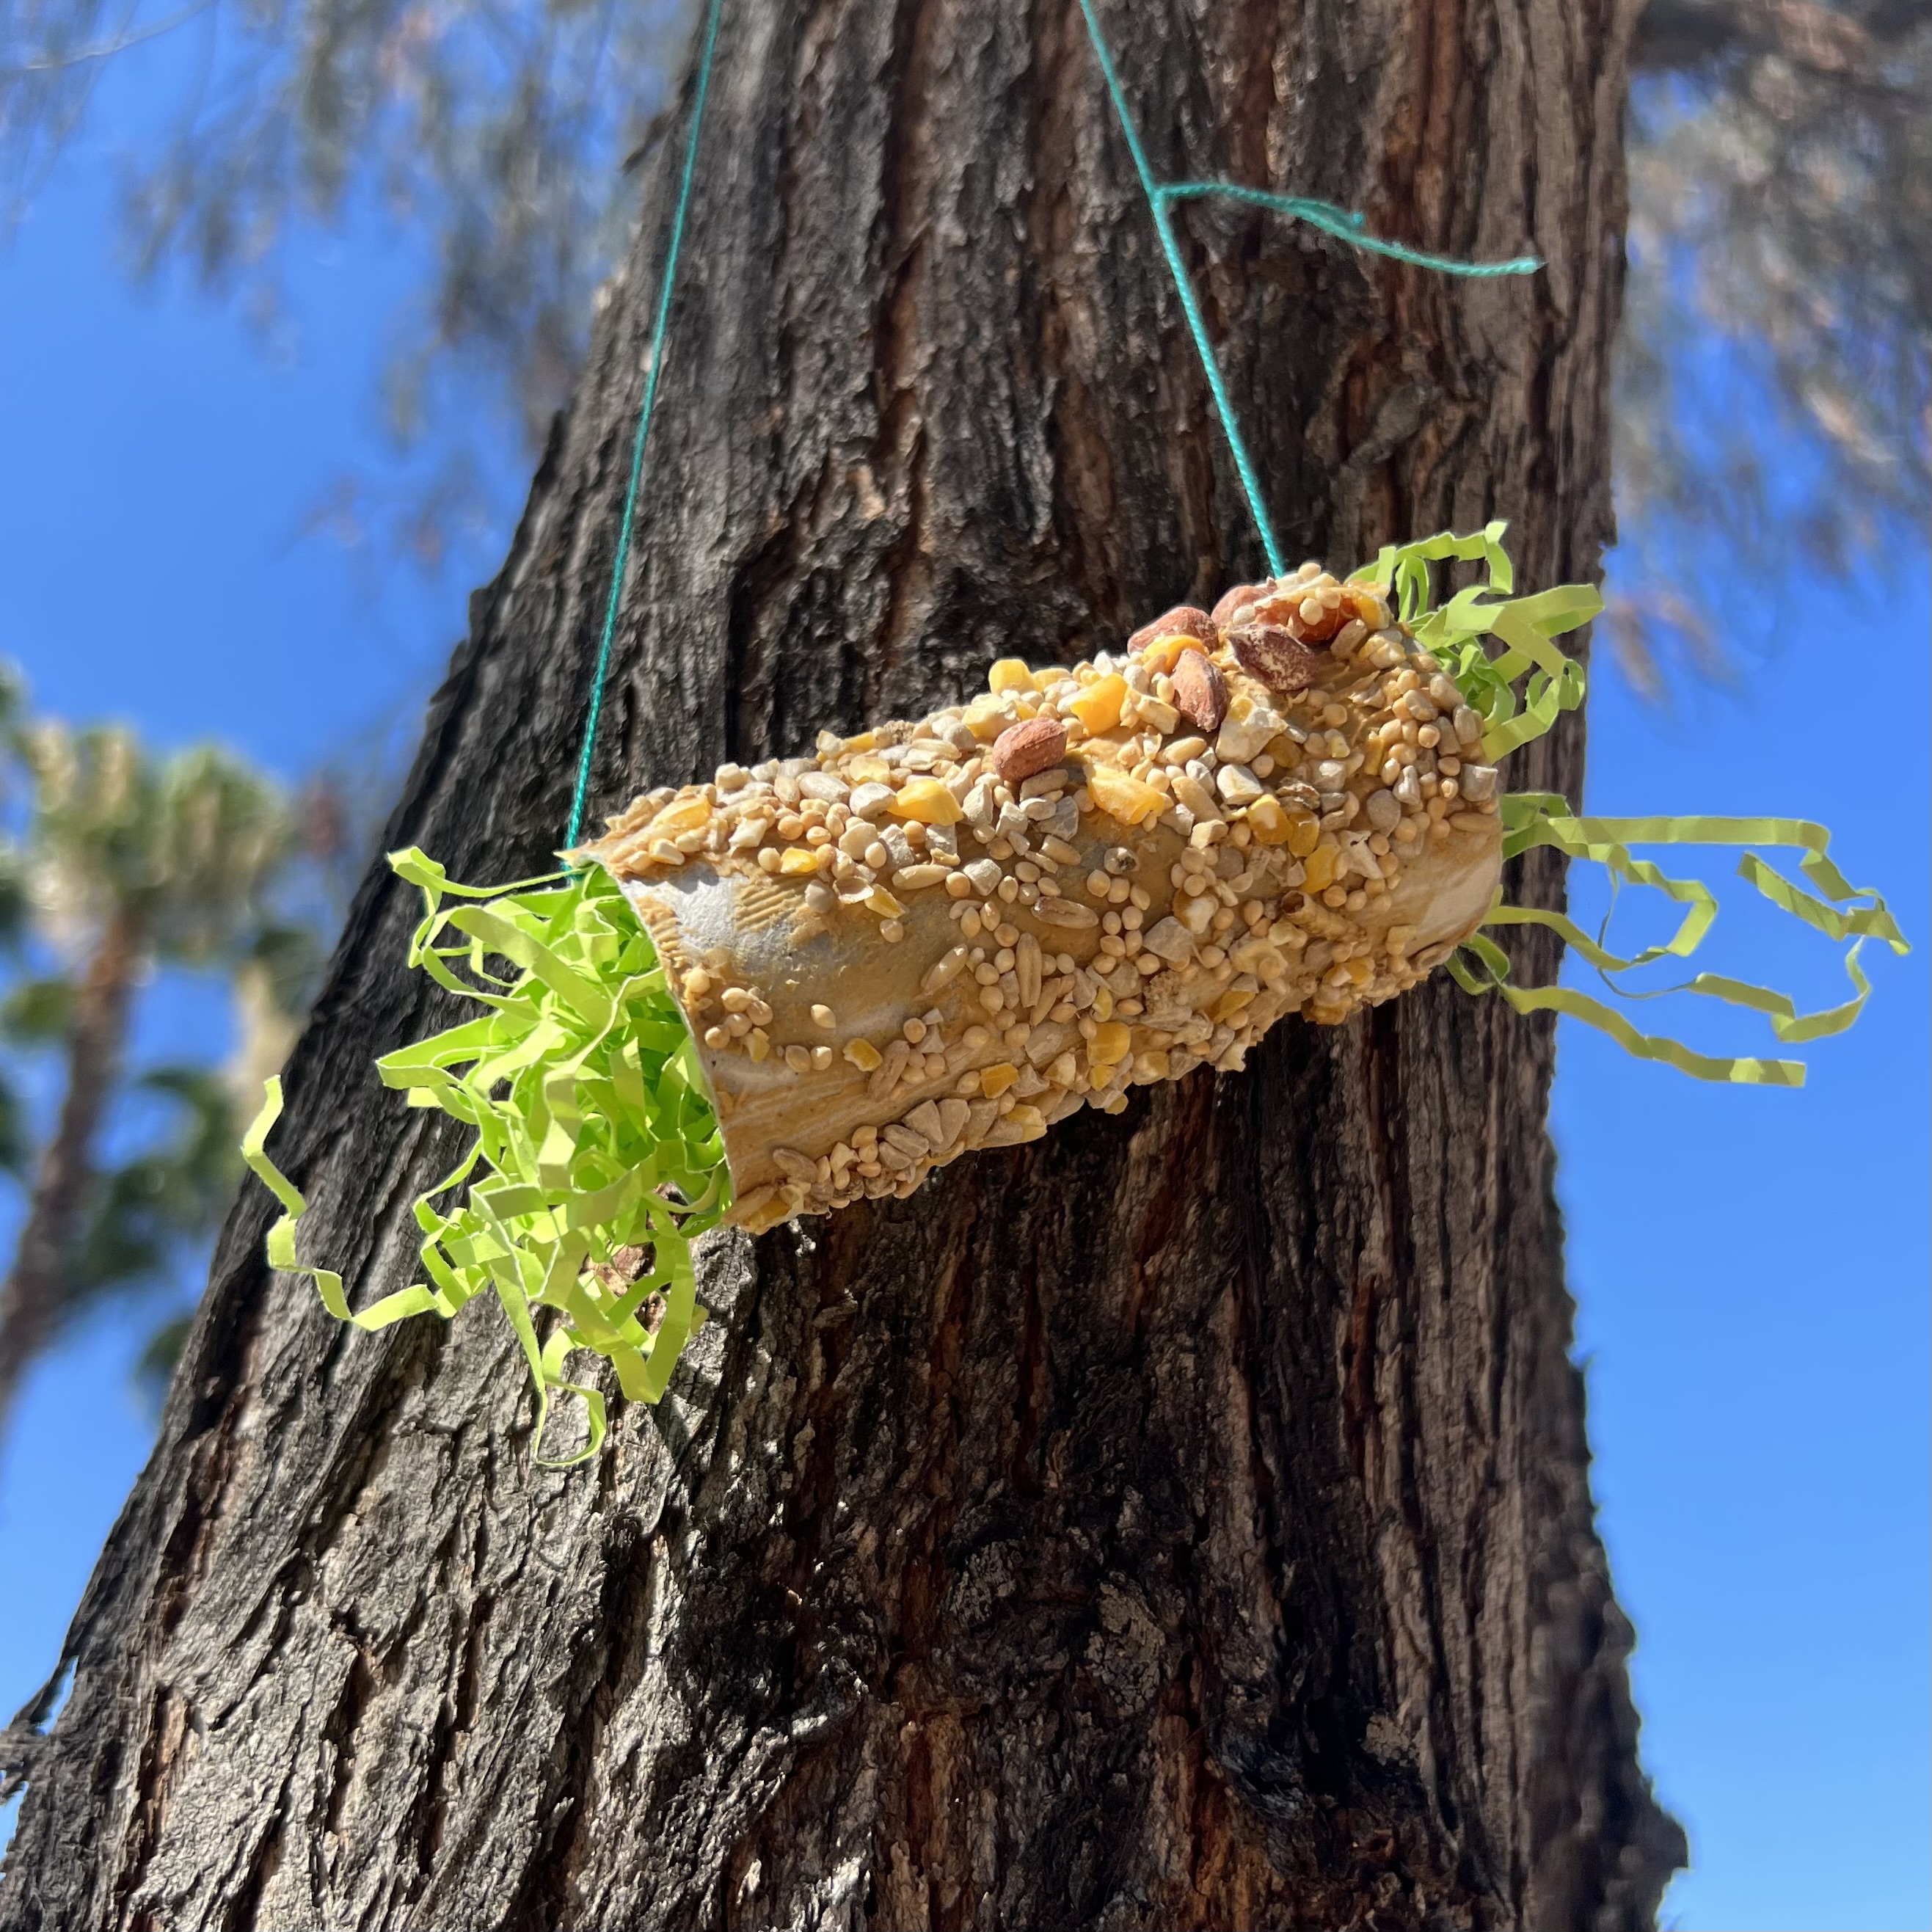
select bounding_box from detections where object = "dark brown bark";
[0,907,141,1430]
[0,1,1685,1925]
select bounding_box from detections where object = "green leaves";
[73,1068,247,1297]
[0,976,74,1045]
[247,853,730,1468]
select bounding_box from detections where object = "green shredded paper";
[244,853,729,1465]
[1355,522,1594,762]
[1353,524,1907,1085]
[244,526,1905,1462]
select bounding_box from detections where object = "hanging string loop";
[569,0,1545,842]
[1073,0,1541,575]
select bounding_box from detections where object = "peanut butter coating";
[585,566,1503,1232]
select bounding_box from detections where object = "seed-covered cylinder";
[583,568,1503,1233]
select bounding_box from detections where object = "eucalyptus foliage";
[5,0,1923,679]
[1614,0,1931,688]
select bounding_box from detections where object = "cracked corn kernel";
[843,1038,883,1073]
[1087,765,1167,826]
[1245,795,1290,845]
[988,658,1035,694]
[1069,672,1128,734]
[979,1062,1020,1097]
[963,696,1008,739]
[779,847,818,875]
[1137,634,1189,675]
[889,779,964,825]
[1089,1021,1131,1066]
[646,795,711,839]
[1286,811,1322,859]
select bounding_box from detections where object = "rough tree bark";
[0,0,1688,1925]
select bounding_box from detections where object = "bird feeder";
[586,563,1504,1233]
[245,528,1901,1461]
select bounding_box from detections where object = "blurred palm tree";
[0,678,323,1434]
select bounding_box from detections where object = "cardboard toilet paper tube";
[583,567,1503,1233]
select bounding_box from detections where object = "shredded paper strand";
[244,858,729,1464]
[1357,531,1908,1085]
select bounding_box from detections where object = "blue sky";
[0,62,1925,1932]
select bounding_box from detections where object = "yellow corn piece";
[1087,765,1165,826]
[646,794,711,839]
[890,779,964,825]
[1247,795,1290,845]
[1069,672,1127,735]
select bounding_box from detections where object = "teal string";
[566,0,725,853]
[1073,0,1285,576]
[1161,183,1542,278]
[1073,0,1542,577]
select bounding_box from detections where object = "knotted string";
[1073,0,1541,577]
[566,0,726,852]
[1162,183,1542,277]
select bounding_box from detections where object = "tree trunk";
[0,907,142,1430]
[0,1,1687,1925]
